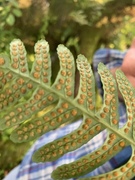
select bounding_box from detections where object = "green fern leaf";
[0,39,135,180]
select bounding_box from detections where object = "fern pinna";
[0,39,135,180]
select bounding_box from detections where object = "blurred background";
[1,0,135,178]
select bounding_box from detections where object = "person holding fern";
[4,38,135,180]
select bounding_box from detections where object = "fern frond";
[0,39,135,180]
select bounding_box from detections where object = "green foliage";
[1,0,135,58]
[69,10,89,25]
[1,39,135,179]
[0,139,31,178]
[0,0,22,26]
[109,15,135,50]
[0,0,22,52]
[0,129,31,179]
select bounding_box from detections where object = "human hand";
[120,38,135,87]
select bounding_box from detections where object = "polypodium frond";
[0,39,135,180]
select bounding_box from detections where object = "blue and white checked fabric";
[16,121,112,180]
[11,48,132,180]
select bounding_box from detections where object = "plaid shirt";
[16,48,131,180]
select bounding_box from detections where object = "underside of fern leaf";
[1,39,135,180]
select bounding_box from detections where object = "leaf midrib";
[6,67,135,146]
